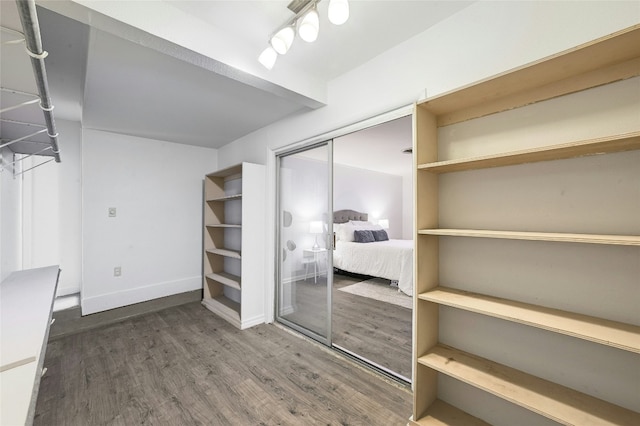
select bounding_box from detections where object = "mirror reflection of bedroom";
[332,116,413,381]
[276,115,413,382]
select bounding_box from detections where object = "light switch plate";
[108,207,116,217]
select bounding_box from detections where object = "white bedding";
[333,239,413,296]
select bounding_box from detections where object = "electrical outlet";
[114,266,121,277]
[108,207,117,217]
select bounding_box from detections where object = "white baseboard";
[81,276,201,315]
[240,314,266,330]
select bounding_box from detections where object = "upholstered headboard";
[333,209,368,224]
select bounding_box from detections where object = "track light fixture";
[259,0,350,70]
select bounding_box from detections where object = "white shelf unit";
[412,26,640,425]
[1,266,60,426]
[202,162,266,330]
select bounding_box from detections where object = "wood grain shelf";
[418,345,640,426]
[205,224,242,229]
[202,295,241,327]
[409,399,490,425]
[417,229,640,246]
[418,132,640,173]
[205,272,241,291]
[413,26,640,425]
[419,287,640,354]
[418,25,640,126]
[206,194,242,202]
[205,248,241,259]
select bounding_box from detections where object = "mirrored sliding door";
[276,141,333,344]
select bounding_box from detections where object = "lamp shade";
[258,46,277,70]
[378,219,389,230]
[309,220,323,234]
[270,26,294,54]
[298,8,319,42]
[328,0,349,25]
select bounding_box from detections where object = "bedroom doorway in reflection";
[276,141,333,345]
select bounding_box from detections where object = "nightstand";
[302,248,327,284]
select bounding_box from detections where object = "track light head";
[298,8,319,43]
[328,0,349,25]
[270,26,295,55]
[258,46,278,70]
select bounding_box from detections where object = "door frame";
[264,104,414,326]
[275,140,334,345]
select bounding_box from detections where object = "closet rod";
[15,0,61,163]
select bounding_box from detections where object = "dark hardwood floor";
[35,302,411,425]
[280,272,412,380]
[332,273,412,380]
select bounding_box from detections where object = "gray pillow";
[353,229,375,243]
[372,229,389,241]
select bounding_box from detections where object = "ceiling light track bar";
[270,0,320,39]
[14,0,61,163]
[259,0,350,70]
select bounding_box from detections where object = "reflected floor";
[280,272,412,379]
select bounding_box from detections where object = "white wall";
[217,1,639,168]
[216,0,639,318]
[0,147,22,281]
[212,2,639,421]
[81,129,217,314]
[20,120,83,296]
[333,164,403,239]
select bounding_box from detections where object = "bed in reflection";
[333,210,413,296]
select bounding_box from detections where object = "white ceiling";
[2,1,473,160]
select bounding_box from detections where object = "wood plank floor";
[34,301,412,425]
[333,274,412,380]
[280,272,412,379]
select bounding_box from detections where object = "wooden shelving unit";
[417,229,640,246]
[202,162,266,329]
[418,345,640,426]
[412,25,640,425]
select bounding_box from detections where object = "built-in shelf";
[419,26,640,126]
[418,132,640,173]
[409,399,490,426]
[206,248,241,259]
[419,287,640,354]
[202,162,265,329]
[413,25,640,425]
[206,194,242,202]
[417,229,640,246]
[418,345,640,426]
[206,272,241,291]
[202,295,240,326]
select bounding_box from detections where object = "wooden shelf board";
[205,224,242,229]
[206,194,242,202]
[417,25,640,125]
[418,132,640,173]
[420,287,640,354]
[418,345,640,426]
[418,229,640,246]
[206,248,241,259]
[410,399,490,425]
[201,296,241,328]
[206,164,242,179]
[206,272,241,291]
